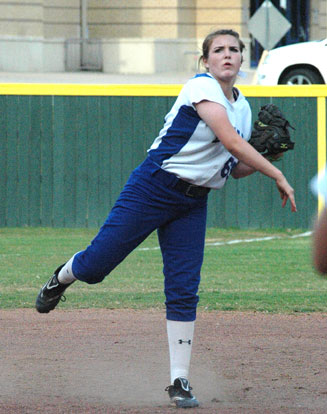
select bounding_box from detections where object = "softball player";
[311,168,327,274]
[36,29,296,408]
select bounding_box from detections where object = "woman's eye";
[213,47,239,53]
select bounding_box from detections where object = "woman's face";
[203,34,243,83]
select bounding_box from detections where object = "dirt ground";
[1,309,327,414]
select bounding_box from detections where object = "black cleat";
[36,265,73,313]
[165,377,199,408]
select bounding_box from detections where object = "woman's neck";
[209,72,237,103]
[219,81,236,103]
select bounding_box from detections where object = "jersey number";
[221,156,236,178]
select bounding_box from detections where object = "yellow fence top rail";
[0,83,326,97]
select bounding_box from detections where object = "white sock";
[167,320,195,384]
[57,255,77,284]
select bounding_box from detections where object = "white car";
[257,38,327,85]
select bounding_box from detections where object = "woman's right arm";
[195,100,297,212]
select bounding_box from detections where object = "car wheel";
[279,68,324,85]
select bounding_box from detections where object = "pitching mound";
[1,309,327,414]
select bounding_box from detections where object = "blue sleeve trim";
[148,105,201,165]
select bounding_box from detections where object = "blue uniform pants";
[72,157,208,321]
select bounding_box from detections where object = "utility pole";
[264,0,270,54]
[80,0,88,68]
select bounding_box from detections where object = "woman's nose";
[224,48,231,58]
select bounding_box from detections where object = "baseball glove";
[249,104,295,160]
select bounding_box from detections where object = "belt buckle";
[185,184,196,198]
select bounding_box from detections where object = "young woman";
[36,29,296,408]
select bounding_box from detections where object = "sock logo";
[178,339,191,345]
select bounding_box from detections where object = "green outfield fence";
[0,83,326,229]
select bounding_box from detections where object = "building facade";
[0,0,326,73]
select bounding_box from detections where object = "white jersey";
[148,73,252,189]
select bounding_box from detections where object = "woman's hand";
[275,175,297,212]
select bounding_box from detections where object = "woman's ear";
[202,58,209,70]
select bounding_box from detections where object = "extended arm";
[232,153,284,179]
[195,100,296,212]
[313,208,327,275]
[231,161,256,179]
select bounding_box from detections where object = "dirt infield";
[1,309,327,414]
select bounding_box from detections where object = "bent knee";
[72,254,112,284]
[75,269,108,284]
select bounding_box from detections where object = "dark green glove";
[249,104,295,158]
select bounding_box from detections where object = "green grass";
[1,227,326,313]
